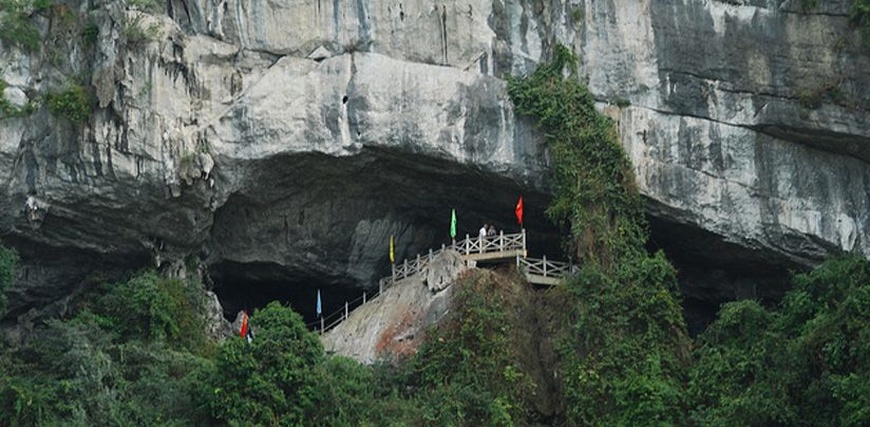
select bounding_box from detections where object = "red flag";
[515,196,524,226]
[239,311,248,338]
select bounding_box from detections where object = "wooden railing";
[314,229,570,334]
[516,255,575,283]
[377,230,527,294]
[306,289,378,334]
[451,229,526,257]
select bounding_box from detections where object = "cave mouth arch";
[209,261,369,327]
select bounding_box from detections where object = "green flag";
[450,209,457,239]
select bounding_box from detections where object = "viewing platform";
[311,230,574,333]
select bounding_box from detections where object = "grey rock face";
[427,249,465,292]
[590,0,870,301]
[0,0,868,319]
[321,272,453,364]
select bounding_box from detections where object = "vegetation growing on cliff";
[406,269,546,425]
[2,239,870,425]
[508,43,692,425]
[2,35,870,425]
[46,82,93,124]
[0,0,47,52]
[688,254,870,426]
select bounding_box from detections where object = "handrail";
[516,255,575,280]
[314,230,550,334]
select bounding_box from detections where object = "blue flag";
[316,289,322,317]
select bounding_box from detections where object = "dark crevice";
[646,210,805,334]
[203,148,563,325]
[209,260,365,325]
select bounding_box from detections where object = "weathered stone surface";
[0,0,868,321]
[321,273,453,363]
[427,249,465,292]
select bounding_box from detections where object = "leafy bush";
[406,270,539,426]
[689,255,870,426]
[46,83,93,123]
[0,318,211,426]
[688,300,793,425]
[0,79,38,119]
[0,0,41,52]
[0,270,213,426]
[81,20,99,45]
[80,270,210,353]
[201,301,325,425]
[124,14,161,46]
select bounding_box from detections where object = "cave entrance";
[209,261,368,328]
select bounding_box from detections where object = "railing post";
[416,254,421,269]
[345,302,348,320]
[543,255,548,277]
[522,228,527,253]
[391,263,396,282]
[429,248,433,262]
[363,291,366,304]
[403,259,408,278]
[499,230,504,252]
[320,317,324,334]
[465,234,470,255]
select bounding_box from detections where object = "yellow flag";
[389,235,395,264]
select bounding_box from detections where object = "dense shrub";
[46,83,93,123]
[689,255,870,426]
[0,0,42,51]
[200,301,324,425]
[406,270,539,426]
[0,270,212,426]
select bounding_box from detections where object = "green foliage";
[80,270,211,353]
[689,254,870,426]
[46,82,93,123]
[0,79,38,119]
[571,7,584,23]
[0,318,211,426]
[613,97,631,108]
[124,14,161,46]
[555,253,691,426]
[508,44,646,267]
[201,301,325,425]
[508,44,692,425]
[306,357,422,426]
[0,244,18,315]
[81,20,99,45]
[0,0,42,52]
[406,270,538,426]
[688,300,793,426]
[0,270,214,426]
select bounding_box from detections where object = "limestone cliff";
[0,0,867,322]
